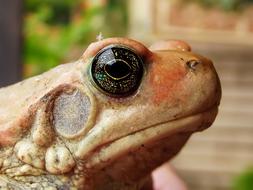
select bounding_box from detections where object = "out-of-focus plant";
[232,168,253,190]
[185,0,253,11]
[23,0,128,77]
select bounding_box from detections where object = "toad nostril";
[186,60,201,70]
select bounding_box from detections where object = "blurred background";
[0,0,253,189]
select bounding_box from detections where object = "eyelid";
[82,38,151,61]
[94,44,142,59]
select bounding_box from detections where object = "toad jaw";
[73,106,218,190]
[85,106,218,169]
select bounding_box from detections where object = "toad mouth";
[0,105,218,188]
[85,105,218,168]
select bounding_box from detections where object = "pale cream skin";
[0,38,221,190]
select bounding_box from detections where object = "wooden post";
[0,0,23,87]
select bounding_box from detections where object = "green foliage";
[23,0,128,77]
[189,0,253,11]
[25,0,78,24]
[232,168,253,190]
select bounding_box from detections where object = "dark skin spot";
[55,156,59,164]
[162,147,169,153]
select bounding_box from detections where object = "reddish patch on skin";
[149,62,187,105]
[0,130,16,146]
[149,40,191,52]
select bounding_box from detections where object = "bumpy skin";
[0,38,221,190]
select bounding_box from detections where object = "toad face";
[0,38,221,190]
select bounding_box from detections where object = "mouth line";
[85,105,218,168]
[112,104,219,144]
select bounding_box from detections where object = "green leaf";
[233,168,253,190]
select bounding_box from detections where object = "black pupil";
[105,60,131,79]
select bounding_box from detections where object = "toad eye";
[90,45,144,97]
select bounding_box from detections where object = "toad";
[0,38,221,190]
